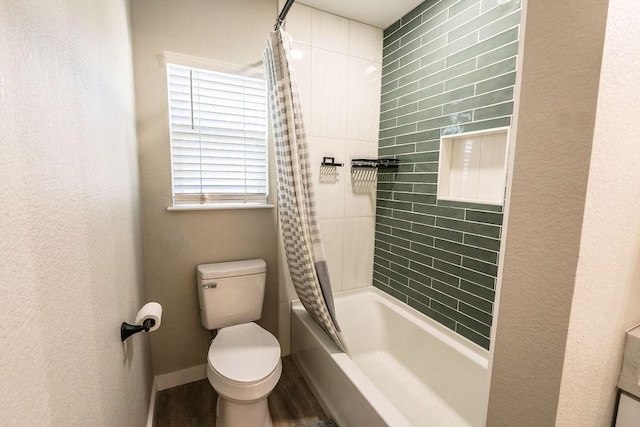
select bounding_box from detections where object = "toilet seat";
[207,322,282,402]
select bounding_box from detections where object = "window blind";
[167,63,268,205]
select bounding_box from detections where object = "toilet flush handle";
[202,282,217,289]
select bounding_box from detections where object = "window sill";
[167,203,275,212]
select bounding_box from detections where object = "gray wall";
[373,0,521,349]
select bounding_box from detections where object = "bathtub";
[290,286,489,427]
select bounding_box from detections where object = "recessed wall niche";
[437,127,509,206]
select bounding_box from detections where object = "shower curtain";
[264,29,347,353]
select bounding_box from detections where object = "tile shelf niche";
[437,127,509,206]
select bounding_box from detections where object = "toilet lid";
[208,322,281,383]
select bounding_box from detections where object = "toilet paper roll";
[135,302,162,332]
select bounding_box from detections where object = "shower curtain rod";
[274,0,296,30]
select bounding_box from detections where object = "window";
[166,63,268,206]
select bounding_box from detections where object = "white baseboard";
[155,363,208,391]
[146,378,157,427]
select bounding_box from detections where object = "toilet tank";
[197,259,267,330]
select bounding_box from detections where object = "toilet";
[197,259,281,427]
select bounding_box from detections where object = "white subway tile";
[308,136,346,219]
[344,140,378,218]
[349,21,383,63]
[318,218,345,291]
[347,57,382,141]
[284,3,312,45]
[311,9,349,54]
[342,217,375,290]
[310,48,348,138]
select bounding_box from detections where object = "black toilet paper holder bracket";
[121,318,156,342]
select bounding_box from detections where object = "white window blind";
[167,63,268,205]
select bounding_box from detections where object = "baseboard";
[155,363,208,391]
[146,377,157,427]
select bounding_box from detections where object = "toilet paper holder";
[120,319,156,342]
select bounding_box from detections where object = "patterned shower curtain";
[264,29,346,353]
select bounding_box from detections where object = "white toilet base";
[216,395,273,427]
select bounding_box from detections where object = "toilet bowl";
[207,322,282,427]
[196,259,282,427]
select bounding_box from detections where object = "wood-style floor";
[154,356,330,427]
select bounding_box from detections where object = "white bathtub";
[290,287,489,427]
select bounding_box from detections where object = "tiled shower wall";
[373,0,521,349]
[278,2,383,355]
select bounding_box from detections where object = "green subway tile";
[415,140,440,152]
[380,99,398,113]
[432,279,493,313]
[413,183,438,194]
[419,3,477,46]
[443,87,513,114]
[381,249,412,268]
[375,224,392,235]
[381,81,420,103]
[373,269,390,284]
[377,190,393,200]
[417,31,479,76]
[411,241,462,265]
[414,162,439,173]
[401,36,447,68]
[396,130,440,144]
[374,254,391,269]
[434,259,495,288]
[399,82,446,108]
[481,0,520,14]
[393,228,433,246]
[420,57,476,91]
[395,163,416,173]
[409,280,458,309]
[463,233,501,252]
[395,192,437,204]
[377,199,413,212]
[447,5,482,43]
[462,257,498,276]
[394,210,436,225]
[413,223,464,242]
[466,209,504,225]
[394,172,438,183]
[381,102,418,121]
[379,123,417,139]
[378,143,416,156]
[382,80,399,95]
[447,0,519,43]
[383,40,401,58]
[402,0,439,26]
[479,10,520,41]
[449,0,481,18]
[378,231,410,250]
[445,56,516,91]
[409,298,457,330]
[375,280,409,303]
[410,259,460,286]
[380,118,397,130]
[383,58,420,85]
[456,324,490,349]
[446,27,518,67]
[437,199,503,212]
[388,183,414,193]
[376,263,410,285]
[406,151,440,162]
[400,9,449,48]
[477,40,519,68]
[404,283,433,307]
[376,206,393,217]
[391,245,434,267]
[374,239,391,252]
[378,137,396,148]
[377,215,412,230]
[398,16,426,45]
[413,203,465,219]
[417,85,474,111]
[442,116,510,135]
[395,263,434,286]
[397,105,443,126]
[459,301,492,326]
[398,59,449,92]
[435,238,498,263]
[385,38,421,65]
[417,111,472,132]
[382,60,400,76]
[384,21,401,39]
[388,278,410,296]
[460,279,495,299]
[476,71,516,95]
[431,300,490,336]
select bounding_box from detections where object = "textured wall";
[130,0,279,375]
[486,0,610,424]
[277,3,383,355]
[373,0,521,349]
[556,0,640,423]
[0,0,152,425]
